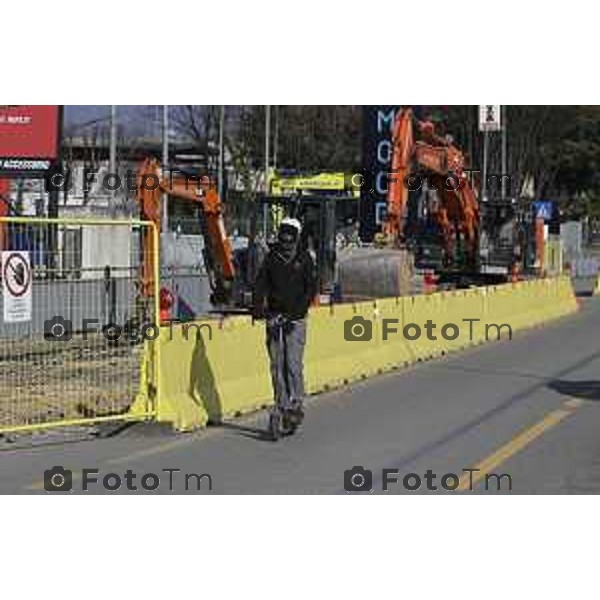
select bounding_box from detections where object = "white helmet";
[279,217,302,233]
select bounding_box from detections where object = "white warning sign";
[2,251,32,323]
[479,105,502,132]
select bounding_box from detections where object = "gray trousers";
[266,317,307,410]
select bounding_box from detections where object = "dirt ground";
[0,333,145,430]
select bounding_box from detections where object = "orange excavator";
[136,158,236,307]
[384,107,480,270]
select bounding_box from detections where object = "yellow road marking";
[457,400,581,491]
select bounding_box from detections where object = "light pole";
[501,106,508,201]
[109,105,117,216]
[162,105,169,232]
[482,128,489,203]
[265,105,271,191]
[263,105,271,238]
[273,105,279,170]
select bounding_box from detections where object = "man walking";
[253,217,318,436]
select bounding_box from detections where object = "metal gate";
[0,217,160,434]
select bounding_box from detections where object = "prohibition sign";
[2,252,32,298]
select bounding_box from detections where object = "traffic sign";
[2,251,32,323]
[533,200,554,222]
[479,105,502,132]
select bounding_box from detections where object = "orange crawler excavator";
[384,107,480,271]
[136,158,236,308]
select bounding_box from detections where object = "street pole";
[218,105,225,202]
[162,105,169,232]
[109,105,117,217]
[264,105,271,238]
[273,105,279,170]
[482,129,489,203]
[265,105,271,191]
[501,106,508,201]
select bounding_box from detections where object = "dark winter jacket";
[253,246,318,320]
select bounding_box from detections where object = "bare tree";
[169,105,221,174]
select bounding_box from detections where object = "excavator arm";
[384,108,413,240]
[136,158,235,306]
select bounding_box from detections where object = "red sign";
[0,105,61,173]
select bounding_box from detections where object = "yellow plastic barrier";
[544,236,563,275]
[152,317,272,429]
[306,302,385,391]
[153,276,578,431]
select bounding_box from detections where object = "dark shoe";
[268,409,283,441]
[284,402,304,432]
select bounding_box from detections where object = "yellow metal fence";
[0,217,160,434]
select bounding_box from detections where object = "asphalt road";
[4,294,600,494]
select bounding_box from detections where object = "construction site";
[1,104,600,494]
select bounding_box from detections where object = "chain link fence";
[0,217,158,434]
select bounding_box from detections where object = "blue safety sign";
[533,201,554,221]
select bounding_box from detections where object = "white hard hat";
[280,217,302,233]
